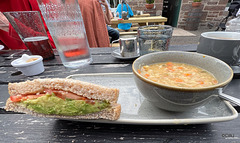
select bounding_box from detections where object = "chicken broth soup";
[138,62,218,88]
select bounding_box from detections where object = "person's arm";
[98,0,111,25]
[116,4,121,18]
[127,4,134,17]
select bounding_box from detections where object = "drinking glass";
[3,11,55,60]
[138,25,173,55]
[37,0,92,68]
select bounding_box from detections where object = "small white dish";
[11,54,44,76]
[0,45,4,50]
[112,49,140,60]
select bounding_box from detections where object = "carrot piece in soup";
[137,69,141,74]
[166,62,173,66]
[144,74,150,78]
[175,78,183,82]
[167,66,175,72]
[212,80,218,84]
[198,81,204,84]
[184,73,192,76]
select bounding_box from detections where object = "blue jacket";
[116,3,134,30]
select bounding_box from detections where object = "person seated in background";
[98,0,119,43]
[116,0,134,31]
[78,0,110,48]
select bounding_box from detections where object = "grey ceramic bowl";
[132,51,233,112]
[197,32,240,66]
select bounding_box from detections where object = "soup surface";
[138,62,218,88]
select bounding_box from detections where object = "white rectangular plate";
[66,73,238,125]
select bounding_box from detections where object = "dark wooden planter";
[145,4,154,9]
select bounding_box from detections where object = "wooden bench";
[111,16,167,26]
[119,31,138,36]
[110,16,167,37]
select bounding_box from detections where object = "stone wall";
[178,0,229,29]
[128,0,163,16]
[127,0,228,29]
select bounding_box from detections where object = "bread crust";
[8,78,119,103]
[5,99,121,120]
[7,78,121,120]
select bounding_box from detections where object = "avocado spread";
[21,93,110,116]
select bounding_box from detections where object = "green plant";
[146,0,154,4]
[193,0,201,2]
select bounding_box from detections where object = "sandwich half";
[5,78,121,120]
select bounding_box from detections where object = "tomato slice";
[53,91,86,100]
[10,94,46,102]
[65,92,84,100]
[86,100,95,105]
[10,95,22,102]
[10,89,92,102]
[45,89,89,100]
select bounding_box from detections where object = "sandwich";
[5,78,121,120]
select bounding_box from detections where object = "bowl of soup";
[132,51,233,112]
